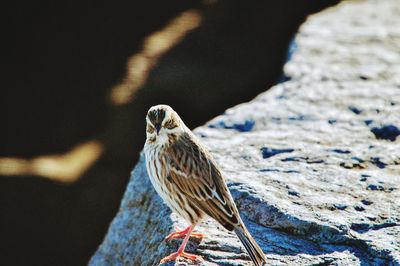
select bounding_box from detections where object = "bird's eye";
[147,124,155,133]
[164,120,176,129]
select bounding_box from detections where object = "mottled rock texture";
[90,0,400,265]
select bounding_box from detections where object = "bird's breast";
[144,144,204,224]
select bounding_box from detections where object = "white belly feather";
[144,143,200,223]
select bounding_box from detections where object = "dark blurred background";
[0,1,339,265]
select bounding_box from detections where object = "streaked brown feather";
[145,105,266,265]
[167,131,239,231]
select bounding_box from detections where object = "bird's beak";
[155,124,161,135]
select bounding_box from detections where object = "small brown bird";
[144,104,266,266]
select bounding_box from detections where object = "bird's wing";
[167,131,239,230]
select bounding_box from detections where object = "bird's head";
[146,104,184,145]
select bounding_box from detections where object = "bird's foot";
[165,227,205,241]
[159,251,203,264]
[189,232,205,239]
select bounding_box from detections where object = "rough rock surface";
[90,1,400,265]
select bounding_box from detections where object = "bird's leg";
[159,224,203,264]
[165,225,205,241]
[164,225,191,241]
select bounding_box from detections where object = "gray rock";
[90,0,400,265]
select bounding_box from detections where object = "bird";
[144,104,266,266]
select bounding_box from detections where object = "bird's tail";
[234,223,266,266]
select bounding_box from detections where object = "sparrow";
[144,104,266,265]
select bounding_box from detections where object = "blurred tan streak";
[111,9,202,105]
[0,140,103,183]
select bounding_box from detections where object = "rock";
[361,199,373,206]
[260,147,294,159]
[333,204,348,211]
[348,106,363,115]
[208,120,256,133]
[331,149,351,154]
[91,0,400,265]
[371,125,400,142]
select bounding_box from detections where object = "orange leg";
[159,225,203,264]
[165,225,205,241]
